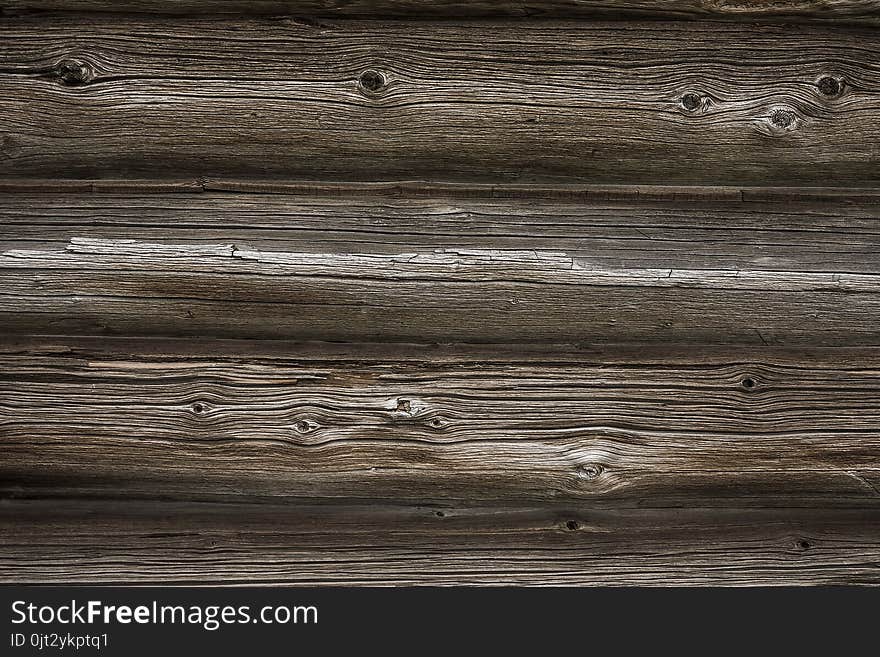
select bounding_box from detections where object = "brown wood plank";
[2,500,879,585]
[1,17,879,185]
[2,192,878,345]
[3,336,879,507]
[3,191,880,271]
[4,0,880,22]
[7,179,880,202]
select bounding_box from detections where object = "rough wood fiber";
[1,17,879,185]
[2,500,879,585]
[8,179,880,201]
[2,3,879,588]
[3,337,879,506]
[2,193,878,345]
[4,0,880,22]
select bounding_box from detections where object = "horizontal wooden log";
[3,336,880,507]
[8,178,880,202]
[1,17,879,185]
[3,0,880,22]
[2,499,880,584]
[2,192,879,345]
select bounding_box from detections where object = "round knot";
[294,419,317,434]
[770,109,795,129]
[0,134,20,159]
[817,76,841,97]
[57,59,90,86]
[681,93,702,112]
[577,463,604,480]
[358,69,386,94]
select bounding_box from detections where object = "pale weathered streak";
[4,237,880,291]
[2,192,879,272]
[2,501,879,585]
[2,337,879,506]
[1,193,878,345]
[1,17,879,184]
[2,242,879,344]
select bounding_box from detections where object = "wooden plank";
[5,192,880,270]
[3,0,880,23]
[2,192,879,345]
[7,179,880,202]
[2,500,879,585]
[1,17,879,185]
[3,336,880,507]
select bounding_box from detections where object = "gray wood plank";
[4,0,880,22]
[2,192,878,345]
[2,500,879,585]
[3,337,880,507]
[1,17,879,185]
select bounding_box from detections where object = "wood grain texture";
[3,336,879,507]
[8,178,880,201]
[2,192,878,344]
[2,6,879,588]
[4,0,880,22]
[1,16,879,185]
[3,500,880,585]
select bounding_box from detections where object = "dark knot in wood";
[57,59,91,86]
[817,76,841,97]
[358,69,386,94]
[294,419,315,434]
[681,93,701,111]
[770,109,795,129]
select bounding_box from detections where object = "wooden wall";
[1,1,879,585]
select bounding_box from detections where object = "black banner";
[0,587,875,655]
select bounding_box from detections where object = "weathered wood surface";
[1,17,879,185]
[2,192,879,344]
[3,500,880,585]
[4,0,880,22]
[8,178,880,201]
[1,6,879,588]
[3,337,879,506]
